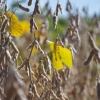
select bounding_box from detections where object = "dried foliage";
[0,0,100,100]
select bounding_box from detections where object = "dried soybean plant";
[1,0,98,100]
[29,0,41,35]
[0,2,28,100]
[84,32,100,100]
[63,6,81,47]
[23,1,70,100]
[53,1,62,29]
[60,1,80,62]
[0,0,71,100]
[24,35,70,100]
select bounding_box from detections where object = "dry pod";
[40,60,47,77]
[59,70,67,82]
[57,89,69,100]
[28,83,33,96]
[35,39,39,49]
[35,0,41,14]
[56,2,62,15]
[52,71,56,87]
[41,74,48,82]
[97,79,100,100]
[0,50,5,65]
[6,50,12,60]
[58,92,65,100]
[38,46,44,55]
[18,2,29,12]
[66,0,72,12]
[30,17,38,33]
[33,0,41,15]
[84,50,94,65]
[57,2,63,14]
[32,83,40,98]
[55,70,62,83]
[40,91,46,100]
[45,55,52,75]
[65,25,73,38]
[24,59,30,76]
[65,25,81,45]
[65,68,70,78]
[44,90,50,100]
[0,17,8,33]
[62,93,69,100]
[11,50,16,61]
[53,2,62,29]
[74,28,80,42]
[2,37,10,47]
[53,12,58,29]
[10,41,19,53]
[32,17,38,30]
[30,17,34,33]
[88,32,99,53]
[50,89,60,100]
[69,44,77,59]
[28,0,32,6]
[69,44,77,53]
[75,12,80,28]
[25,64,29,76]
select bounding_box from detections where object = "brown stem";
[28,41,35,60]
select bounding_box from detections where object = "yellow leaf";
[46,40,54,51]
[20,20,30,33]
[59,46,72,68]
[52,51,63,70]
[47,40,72,70]
[5,12,23,36]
